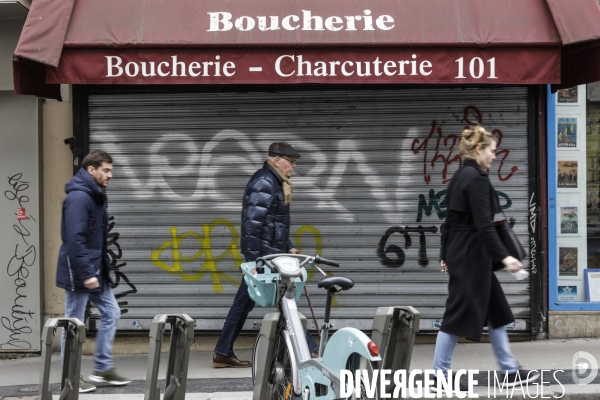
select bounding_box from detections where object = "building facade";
[0,0,43,352]
[5,0,600,351]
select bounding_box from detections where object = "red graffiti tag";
[411,120,461,184]
[411,105,518,185]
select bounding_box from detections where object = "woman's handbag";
[494,210,527,261]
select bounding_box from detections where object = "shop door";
[86,86,532,333]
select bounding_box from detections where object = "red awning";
[545,0,600,90]
[12,0,600,99]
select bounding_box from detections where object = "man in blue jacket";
[57,150,130,392]
[213,142,319,368]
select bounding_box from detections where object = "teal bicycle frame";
[243,254,381,400]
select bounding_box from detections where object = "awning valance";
[12,0,600,99]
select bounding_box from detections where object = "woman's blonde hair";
[458,124,495,158]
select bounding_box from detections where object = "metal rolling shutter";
[87,86,531,333]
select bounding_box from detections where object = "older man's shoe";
[213,353,252,368]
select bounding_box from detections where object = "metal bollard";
[144,314,195,400]
[39,318,86,400]
[252,312,280,400]
[371,306,420,397]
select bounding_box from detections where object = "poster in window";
[558,286,577,302]
[558,247,578,276]
[557,117,577,148]
[588,183,600,225]
[557,161,578,188]
[585,269,600,302]
[588,82,600,102]
[587,115,600,141]
[560,207,578,234]
[557,86,578,103]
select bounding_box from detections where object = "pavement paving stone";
[1,338,599,399]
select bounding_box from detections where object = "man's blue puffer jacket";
[241,162,293,262]
[56,168,113,292]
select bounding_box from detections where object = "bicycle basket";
[241,262,307,308]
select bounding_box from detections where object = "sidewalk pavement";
[1,338,600,399]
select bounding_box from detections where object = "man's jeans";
[215,279,319,356]
[61,281,121,373]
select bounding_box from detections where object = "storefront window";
[550,82,600,309]
[585,82,600,303]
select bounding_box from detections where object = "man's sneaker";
[503,369,541,388]
[88,368,131,385]
[79,376,96,393]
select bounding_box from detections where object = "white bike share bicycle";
[242,253,381,400]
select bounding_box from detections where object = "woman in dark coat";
[432,125,539,390]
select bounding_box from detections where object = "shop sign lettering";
[105,54,499,81]
[207,10,394,32]
[50,47,558,84]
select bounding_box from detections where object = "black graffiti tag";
[4,173,30,208]
[1,244,36,349]
[1,173,36,350]
[529,193,538,275]
[107,216,137,313]
[377,225,438,267]
[85,216,138,322]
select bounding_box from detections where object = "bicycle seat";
[317,276,354,291]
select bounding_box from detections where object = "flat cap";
[268,142,301,159]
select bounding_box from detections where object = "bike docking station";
[39,317,86,400]
[144,313,195,400]
[371,306,421,397]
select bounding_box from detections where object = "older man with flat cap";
[213,142,319,368]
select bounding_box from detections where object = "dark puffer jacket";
[241,162,293,261]
[56,168,113,292]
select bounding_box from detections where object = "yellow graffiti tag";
[151,221,335,300]
[150,219,242,292]
[295,225,323,282]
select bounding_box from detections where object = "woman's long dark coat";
[440,158,514,341]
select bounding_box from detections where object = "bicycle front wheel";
[252,332,261,385]
[343,353,379,400]
[267,330,298,400]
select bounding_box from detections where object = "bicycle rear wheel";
[343,353,379,400]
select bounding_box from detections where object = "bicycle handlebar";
[314,255,340,268]
[253,253,341,269]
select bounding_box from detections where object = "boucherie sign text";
[33,1,569,86]
[43,6,563,85]
[206,10,394,32]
